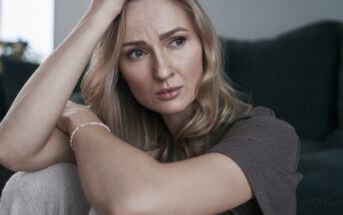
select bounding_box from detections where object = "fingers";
[65,100,90,111]
[66,100,81,107]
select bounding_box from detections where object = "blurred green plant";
[0,40,28,60]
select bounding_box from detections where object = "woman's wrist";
[66,113,102,135]
[69,122,111,149]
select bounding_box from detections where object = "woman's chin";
[153,102,193,117]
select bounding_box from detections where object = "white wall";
[198,0,343,40]
[0,0,2,35]
[0,0,54,61]
[54,0,90,48]
[54,0,343,47]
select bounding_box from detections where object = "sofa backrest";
[0,56,39,111]
[222,20,343,141]
[0,73,7,120]
[338,25,343,129]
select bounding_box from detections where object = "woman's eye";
[170,37,186,48]
[128,49,145,60]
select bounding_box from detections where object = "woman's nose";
[152,53,173,81]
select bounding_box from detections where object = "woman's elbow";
[0,135,27,171]
[0,155,21,172]
[0,153,27,172]
[0,144,15,171]
[0,148,43,172]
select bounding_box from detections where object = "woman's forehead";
[124,0,194,40]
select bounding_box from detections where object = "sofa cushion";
[297,148,343,215]
[338,25,343,127]
[300,139,327,154]
[0,56,39,109]
[223,20,343,141]
[325,127,343,148]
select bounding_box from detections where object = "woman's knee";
[1,162,90,212]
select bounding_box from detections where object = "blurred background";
[0,0,343,63]
[0,0,53,63]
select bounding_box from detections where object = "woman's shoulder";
[208,106,302,214]
[209,105,301,174]
[251,106,276,117]
[226,106,298,140]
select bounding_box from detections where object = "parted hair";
[81,0,252,162]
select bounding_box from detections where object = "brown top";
[207,106,303,215]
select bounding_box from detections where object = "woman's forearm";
[72,126,161,214]
[0,6,118,165]
[2,127,76,172]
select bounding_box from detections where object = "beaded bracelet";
[70,122,111,149]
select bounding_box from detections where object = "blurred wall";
[198,0,343,39]
[0,0,2,34]
[54,0,343,47]
[54,0,90,48]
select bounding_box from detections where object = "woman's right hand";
[88,0,126,20]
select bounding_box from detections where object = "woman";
[0,0,302,214]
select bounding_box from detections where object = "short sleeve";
[207,106,303,215]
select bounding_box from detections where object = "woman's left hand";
[56,100,102,135]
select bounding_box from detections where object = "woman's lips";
[155,86,183,100]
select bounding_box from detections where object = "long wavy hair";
[81,0,252,162]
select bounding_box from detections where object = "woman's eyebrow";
[159,27,189,40]
[122,41,147,48]
[122,27,189,48]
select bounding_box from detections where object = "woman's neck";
[162,104,194,136]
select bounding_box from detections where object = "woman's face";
[119,0,203,117]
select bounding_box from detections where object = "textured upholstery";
[223,21,342,141]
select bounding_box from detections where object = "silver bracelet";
[70,122,111,149]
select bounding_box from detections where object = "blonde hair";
[81,0,252,162]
